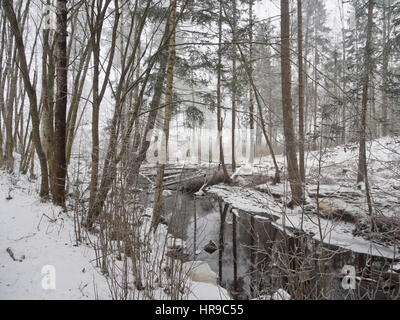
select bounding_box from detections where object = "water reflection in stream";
[162,191,397,300]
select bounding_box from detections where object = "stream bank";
[162,185,400,300]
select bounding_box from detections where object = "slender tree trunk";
[281,0,303,205]
[152,0,177,231]
[381,0,390,137]
[42,2,53,191]
[313,11,318,149]
[357,0,375,230]
[89,2,102,220]
[231,0,237,172]
[0,16,5,168]
[303,4,310,143]
[86,0,119,226]
[66,43,92,164]
[132,43,142,153]
[86,1,162,228]
[297,0,305,186]
[232,211,238,293]
[53,0,68,206]
[2,0,49,198]
[338,0,347,144]
[127,48,169,186]
[217,1,232,183]
[357,0,374,185]
[248,0,255,165]
[1,21,15,172]
[5,45,17,172]
[218,202,228,284]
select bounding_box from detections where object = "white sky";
[255,0,346,34]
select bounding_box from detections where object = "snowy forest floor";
[0,172,111,299]
[0,169,230,300]
[1,136,400,300]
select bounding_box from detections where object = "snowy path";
[0,172,109,300]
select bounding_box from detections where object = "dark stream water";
[161,190,398,300]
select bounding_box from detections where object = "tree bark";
[88,0,114,223]
[152,0,177,231]
[297,0,305,186]
[42,1,53,191]
[53,0,68,206]
[381,0,391,137]
[127,47,169,187]
[217,1,232,184]
[2,0,49,198]
[357,0,374,185]
[281,0,303,205]
[5,43,17,172]
[231,0,237,172]
[248,0,255,165]
[356,0,375,227]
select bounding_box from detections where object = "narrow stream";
[163,191,396,300]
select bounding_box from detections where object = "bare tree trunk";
[312,10,318,149]
[2,0,49,198]
[217,1,232,183]
[281,0,303,205]
[218,202,228,284]
[338,0,347,144]
[232,210,238,292]
[88,0,113,222]
[127,45,169,186]
[42,1,53,191]
[357,0,374,185]
[0,15,5,168]
[86,1,164,228]
[381,0,391,137]
[357,0,374,221]
[65,43,91,164]
[1,15,15,172]
[5,43,17,172]
[152,0,177,231]
[297,0,305,186]
[231,0,237,172]
[53,0,68,207]
[303,3,310,144]
[248,0,255,165]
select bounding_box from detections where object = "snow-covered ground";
[0,170,230,300]
[0,172,110,300]
[206,136,400,260]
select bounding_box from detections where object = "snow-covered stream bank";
[162,137,400,299]
[164,190,399,299]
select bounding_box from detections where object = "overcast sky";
[254,0,348,34]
